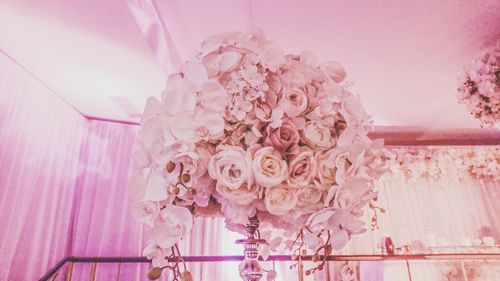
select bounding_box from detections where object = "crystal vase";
[236,215,267,281]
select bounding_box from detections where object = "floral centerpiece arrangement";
[457,42,499,128]
[128,31,385,280]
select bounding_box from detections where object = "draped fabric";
[69,121,147,280]
[346,176,500,255]
[0,52,86,280]
[69,120,226,281]
[58,120,500,281]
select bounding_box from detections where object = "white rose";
[280,88,308,117]
[296,186,323,207]
[301,121,335,150]
[208,145,253,189]
[252,147,288,187]
[293,185,325,218]
[287,150,317,187]
[264,185,298,215]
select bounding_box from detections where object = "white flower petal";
[331,229,349,250]
[144,172,168,201]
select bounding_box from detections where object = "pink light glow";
[1,0,499,127]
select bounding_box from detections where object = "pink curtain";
[67,120,500,281]
[0,52,86,280]
[69,120,225,281]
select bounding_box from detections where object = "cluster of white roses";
[128,32,385,267]
[378,146,500,182]
[457,42,499,129]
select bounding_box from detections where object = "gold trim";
[89,262,97,281]
[64,262,73,281]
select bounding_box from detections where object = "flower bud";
[181,271,193,281]
[182,174,191,183]
[169,185,180,195]
[148,267,163,280]
[166,162,176,173]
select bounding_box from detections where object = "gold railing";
[40,253,500,281]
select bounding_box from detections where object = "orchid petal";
[331,229,349,250]
[144,172,168,201]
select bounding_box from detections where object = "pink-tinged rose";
[208,145,253,189]
[296,185,323,207]
[131,200,159,226]
[152,204,193,248]
[287,150,317,187]
[252,147,288,187]
[279,88,308,117]
[216,182,261,205]
[264,185,298,215]
[263,120,299,154]
[301,121,335,150]
[321,61,347,83]
[293,185,324,217]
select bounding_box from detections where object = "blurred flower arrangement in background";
[378,146,500,182]
[457,42,499,129]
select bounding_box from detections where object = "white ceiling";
[0,0,499,127]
